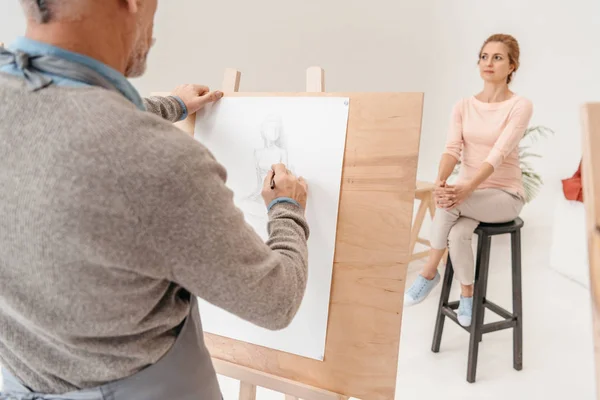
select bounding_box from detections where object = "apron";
[0,47,223,400]
[1,298,223,400]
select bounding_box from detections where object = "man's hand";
[170,84,223,115]
[262,163,308,210]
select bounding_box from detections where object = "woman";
[404,34,533,327]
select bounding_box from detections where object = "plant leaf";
[523,125,554,144]
[520,152,542,159]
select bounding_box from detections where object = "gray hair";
[20,0,52,23]
[20,0,84,23]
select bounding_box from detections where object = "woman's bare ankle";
[461,285,474,297]
[420,269,438,280]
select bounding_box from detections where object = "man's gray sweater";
[0,72,309,394]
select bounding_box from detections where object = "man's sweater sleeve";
[143,96,187,122]
[136,133,310,331]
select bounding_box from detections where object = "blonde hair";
[479,34,520,84]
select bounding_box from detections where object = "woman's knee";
[448,223,474,245]
[431,207,457,231]
[430,208,458,249]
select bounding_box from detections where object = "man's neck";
[24,22,128,74]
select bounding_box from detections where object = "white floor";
[396,223,597,400]
[0,225,596,400]
[215,224,598,399]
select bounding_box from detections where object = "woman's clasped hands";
[433,179,476,210]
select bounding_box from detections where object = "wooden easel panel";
[581,103,600,400]
[195,91,423,400]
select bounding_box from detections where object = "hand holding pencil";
[262,163,308,210]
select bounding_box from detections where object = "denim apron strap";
[0,47,119,93]
[1,297,223,400]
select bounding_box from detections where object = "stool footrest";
[447,300,514,320]
[484,300,513,320]
[443,299,516,334]
[481,319,517,334]
[441,306,470,332]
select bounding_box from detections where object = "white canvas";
[193,97,350,360]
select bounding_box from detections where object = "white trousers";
[430,188,524,285]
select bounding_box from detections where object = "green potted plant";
[450,125,554,203]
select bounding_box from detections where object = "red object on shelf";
[562,161,583,202]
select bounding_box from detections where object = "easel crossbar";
[214,358,348,400]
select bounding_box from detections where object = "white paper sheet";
[193,97,350,360]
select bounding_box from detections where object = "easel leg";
[239,382,257,400]
[409,196,429,260]
[428,195,448,265]
[427,192,436,217]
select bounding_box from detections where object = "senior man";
[0,1,309,399]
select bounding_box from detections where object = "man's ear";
[124,0,139,13]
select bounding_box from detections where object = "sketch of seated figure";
[243,113,290,203]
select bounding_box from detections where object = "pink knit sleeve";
[443,100,463,161]
[484,99,534,170]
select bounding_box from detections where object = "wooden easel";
[408,181,448,265]
[581,102,600,400]
[409,181,435,261]
[153,67,423,400]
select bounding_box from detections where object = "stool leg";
[511,229,523,371]
[477,236,492,343]
[467,233,491,383]
[432,256,454,353]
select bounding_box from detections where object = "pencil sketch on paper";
[193,96,350,361]
[242,113,290,204]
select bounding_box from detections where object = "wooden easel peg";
[306,67,325,92]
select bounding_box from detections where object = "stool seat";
[475,217,524,235]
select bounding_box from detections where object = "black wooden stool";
[431,217,524,383]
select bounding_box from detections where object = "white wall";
[423,0,600,228]
[2,1,597,228]
[0,3,26,45]
[141,0,600,231]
